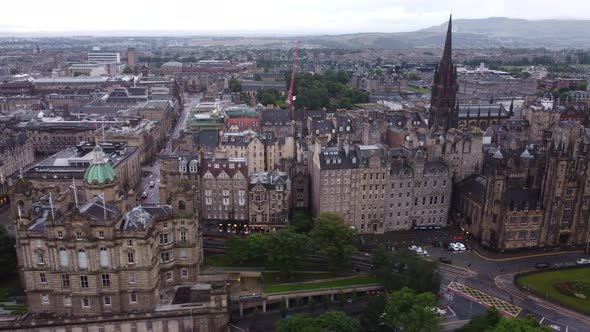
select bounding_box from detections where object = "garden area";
[516,267,590,315]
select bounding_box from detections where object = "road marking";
[472,249,584,262]
[447,281,522,317]
[446,305,457,317]
[540,316,569,332]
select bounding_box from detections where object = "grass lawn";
[263,271,346,285]
[516,267,590,315]
[264,275,380,293]
[203,254,330,271]
[408,87,429,95]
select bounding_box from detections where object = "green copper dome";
[84,145,117,185]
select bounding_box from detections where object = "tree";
[229,78,242,92]
[276,311,361,332]
[576,81,588,91]
[360,295,387,332]
[309,213,358,271]
[491,315,550,332]
[225,233,268,264]
[0,225,16,280]
[374,248,441,294]
[122,67,133,74]
[253,73,262,81]
[257,89,285,108]
[224,235,248,264]
[382,287,440,332]
[244,233,268,263]
[458,307,502,332]
[265,230,308,278]
[288,211,313,234]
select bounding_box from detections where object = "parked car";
[456,243,466,251]
[430,307,447,316]
[149,181,156,188]
[439,257,452,264]
[535,262,550,269]
[576,258,590,265]
[448,243,459,252]
[140,191,148,199]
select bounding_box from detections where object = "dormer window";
[352,157,357,163]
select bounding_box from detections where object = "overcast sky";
[2,0,590,35]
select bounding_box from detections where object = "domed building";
[83,145,119,202]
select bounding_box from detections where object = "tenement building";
[248,170,290,232]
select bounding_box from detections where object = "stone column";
[330,294,335,302]
[239,302,244,317]
[285,297,290,309]
[262,300,266,313]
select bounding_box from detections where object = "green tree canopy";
[225,233,268,264]
[265,230,309,277]
[229,78,242,92]
[257,89,286,108]
[122,67,133,74]
[457,307,502,332]
[490,315,550,332]
[360,295,387,332]
[373,247,441,294]
[310,213,358,272]
[382,287,440,332]
[276,311,361,332]
[288,211,314,234]
[0,225,16,280]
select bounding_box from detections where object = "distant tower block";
[127,48,137,67]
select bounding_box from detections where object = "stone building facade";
[0,133,34,206]
[248,170,290,232]
[200,158,249,233]
[11,146,203,318]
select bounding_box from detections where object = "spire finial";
[442,14,453,65]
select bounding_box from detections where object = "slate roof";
[200,158,247,177]
[249,169,289,189]
[261,109,291,125]
[311,119,334,135]
[457,175,487,203]
[193,129,220,149]
[319,147,359,170]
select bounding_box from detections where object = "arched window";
[78,249,88,269]
[99,247,109,268]
[59,248,69,267]
[178,200,186,210]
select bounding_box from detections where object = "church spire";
[442,14,452,67]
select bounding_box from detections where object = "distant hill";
[301,18,590,49]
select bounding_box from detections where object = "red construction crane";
[287,41,300,110]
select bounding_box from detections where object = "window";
[163,222,168,229]
[128,273,136,284]
[127,240,133,247]
[180,231,187,243]
[166,271,173,281]
[41,294,49,305]
[160,252,171,263]
[101,274,111,287]
[37,252,45,264]
[76,231,82,240]
[130,293,137,303]
[521,216,528,225]
[103,296,111,306]
[39,272,47,284]
[159,233,169,245]
[180,250,188,260]
[57,231,63,239]
[518,231,527,240]
[96,248,109,268]
[181,268,188,278]
[82,298,90,308]
[64,296,72,307]
[80,276,89,288]
[78,249,88,269]
[61,274,70,288]
[98,231,104,239]
[127,252,135,264]
[178,200,186,210]
[180,220,185,226]
[59,248,69,267]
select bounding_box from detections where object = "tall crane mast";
[287,41,300,110]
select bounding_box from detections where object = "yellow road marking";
[448,281,522,317]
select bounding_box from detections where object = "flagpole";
[49,192,55,220]
[102,192,107,220]
[72,178,79,209]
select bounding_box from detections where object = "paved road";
[166,93,200,152]
[428,247,590,331]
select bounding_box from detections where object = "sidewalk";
[467,237,585,261]
[495,272,590,324]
